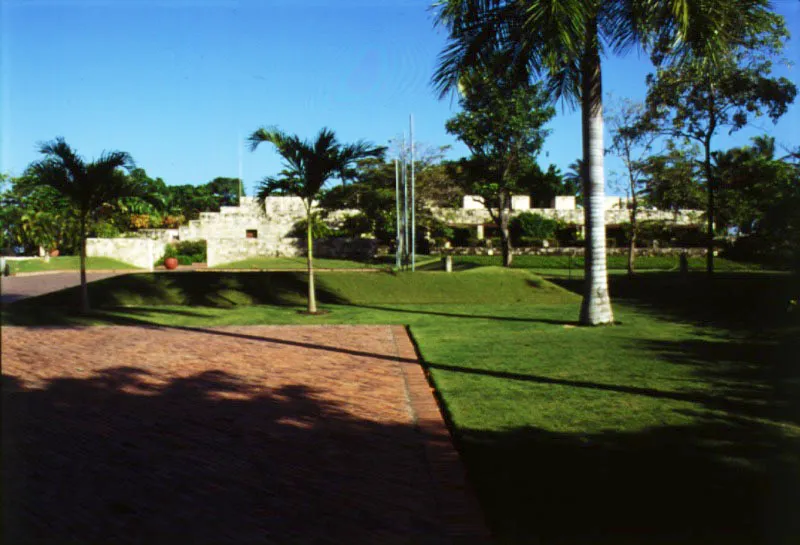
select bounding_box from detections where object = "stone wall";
[442,246,708,257]
[86,238,167,270]
[314,238,378,260]
[206,237,302,267]
[431,206,703,226]
[206,236,379,267]
[137,229,179,243]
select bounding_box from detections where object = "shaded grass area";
[7,256,139,274]
[213,256,391,270]
[424,254,772,272]
[3,269,799,544]
[4,268,573,311]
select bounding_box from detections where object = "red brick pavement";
[2,324,490,544]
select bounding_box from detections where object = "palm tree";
[248,127,384,314]
[28,138,140,312]
[432,0,775,325]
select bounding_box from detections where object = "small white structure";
[463,195,484,210]
[552,196,576,210]
[511,195,530,210]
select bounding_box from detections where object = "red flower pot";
[48,249,60,257]
[164,257,179,270]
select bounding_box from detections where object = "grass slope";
[3,269,798,544]
[425,254,772,272]
[7,256,139,274]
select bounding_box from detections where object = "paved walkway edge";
[391,325,493,544]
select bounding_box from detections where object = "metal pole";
[410,114,415,271]
[395,159,401,269]
[402,136,409,270]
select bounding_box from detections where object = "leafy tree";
[1,174,80,255]
[640,141,705,212]
[249,127,384,314]
[714,136,800,266]
[519,162,577,208]
[445,62,555,267]
[206,177,244,207]
[643,15,797,273]
[433,0,780,324]
[27,138,143,311]
[606,97,657,276]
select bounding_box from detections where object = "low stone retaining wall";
[314,238,378,260]
[441,246,708,257]
[207,237,379,267]
[207,238,303,267]
[86,238,167,270]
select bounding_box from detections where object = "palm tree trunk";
[306,207,317,314]
[578,18,614,325]
[79,216,89,313]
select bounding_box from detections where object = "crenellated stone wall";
[430,206,703,227]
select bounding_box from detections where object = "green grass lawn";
[213,255,443,270]
[421,253,773,272]
[6,256,140,275]
[3,268,798,544]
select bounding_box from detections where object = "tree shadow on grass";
[550,272,800,333]
[9,272,349,312]
[348,304,579,326]
[2,367,454,544]
[458,415,798,545]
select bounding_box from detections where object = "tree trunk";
[79,217,89,313]
[627,193,637,278]
[306,207,317,314]
[499,191,513,267]
[704,140,715,276]
[578,18,614,325]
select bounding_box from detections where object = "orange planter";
[164,257,179,270]
[48,249,60,257]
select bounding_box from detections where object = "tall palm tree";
[432,0,775,325]
[28,138,140,312]
[248,127,384,314]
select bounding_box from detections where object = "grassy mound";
[9,268,576,310]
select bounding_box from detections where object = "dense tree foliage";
[643,13,797,273]
[445,61,555,267]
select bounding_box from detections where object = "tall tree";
[445,63,555,267]
[433,0,781,325]
[606,97,657,276]
[640,141,705,212]
[27,138,141,312]
[643,15,796,273]
[248,127,384,314]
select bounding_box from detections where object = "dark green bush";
[510,213,559,245]
[452,227,474,247]
[155,240,207,266]
[332,213,372,238]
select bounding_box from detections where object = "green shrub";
[451,227,474,247]
[289,214,333,239]
[510,213,559,245]
[332,213,372,238]
[155,240,207,266]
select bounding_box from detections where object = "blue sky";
[2,0,798,197]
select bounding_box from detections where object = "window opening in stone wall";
[246,230,258,239]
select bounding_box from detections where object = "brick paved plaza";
[2,324,489,544]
